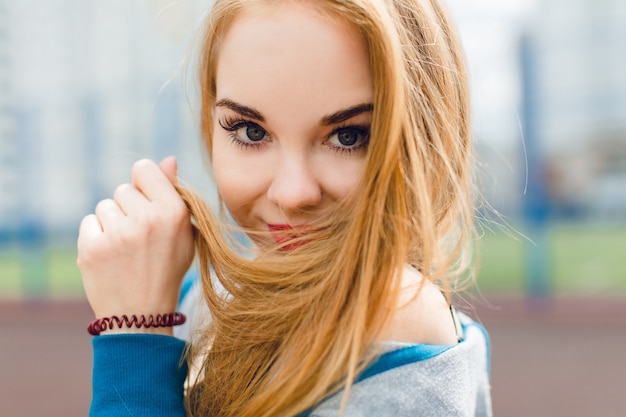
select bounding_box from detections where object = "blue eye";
[327,126,370,154]
[219,117,268,147]
[337,130,359,146]
[238,124,266,142]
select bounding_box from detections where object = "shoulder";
[383,265,459,345]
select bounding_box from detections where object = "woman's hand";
[77,157,194,334]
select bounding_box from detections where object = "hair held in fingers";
[172,0,475,415]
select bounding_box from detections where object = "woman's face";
[212,1,373,248]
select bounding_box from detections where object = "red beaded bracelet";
[87,312,186,336]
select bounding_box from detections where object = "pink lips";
[267,224,310,250]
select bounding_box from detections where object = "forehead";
[214,1,373,117]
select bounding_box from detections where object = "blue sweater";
[90,317,491,416]
[91,273,491,416]
[91,335,187,417]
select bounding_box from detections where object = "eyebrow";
[215,98,265,121]
[215,98,373,125]
[321,103,374,125]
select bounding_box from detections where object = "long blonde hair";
[176,0,473,415]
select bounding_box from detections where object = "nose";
[267,154,322,213]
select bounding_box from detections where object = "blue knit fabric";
[91,334,188,417]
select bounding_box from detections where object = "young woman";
[77,0,492,416]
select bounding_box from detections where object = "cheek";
[315,154,367,201]
[213,160,245,213]
[212,138,269,222]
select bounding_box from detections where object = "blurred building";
[523,0,626,220]
[0,0,211,239]
[450,0,626,223]
[0,0,17,242]
[1,0,624,241]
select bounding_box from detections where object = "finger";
[131,159,180,202]
[94,199,124,232]
[78,213,103,239]
[113,183,148,215]
[77,214,104,268]
[159,156,178,185]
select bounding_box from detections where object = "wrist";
[87,313,186,336]
[97,326,174,336]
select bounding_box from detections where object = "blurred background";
[0,0,624,416]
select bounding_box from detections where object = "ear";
[159,156,178,185]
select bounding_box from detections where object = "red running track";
[1,297,625,417]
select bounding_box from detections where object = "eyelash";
[218,116,268,149]
[217,116,370,154]
[326,125,370,155]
